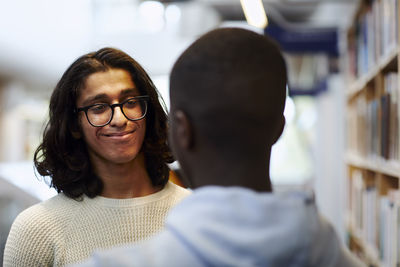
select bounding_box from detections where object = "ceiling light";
[240,0,268,29]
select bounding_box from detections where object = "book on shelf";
[384,72,399,161]
[349,0,398,81]
[346,96,367,157]
[379,190,400,266]
[346,72,399,162]
[363,186,377,248]
[380,92,390,159]
[347,169,400,266]
[368,99,379,159]
[350,169,365,233]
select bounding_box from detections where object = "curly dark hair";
[34,47,173,199]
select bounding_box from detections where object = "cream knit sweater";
[3,181,190,267]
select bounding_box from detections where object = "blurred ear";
[70,120,82,139]
[173,110,193,150]
[272,116,285,145]
[71,130,81,139]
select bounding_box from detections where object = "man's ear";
[173,110,194,150]
[71,130,81,139]
[70,122,82,139]
[272,116,285,145]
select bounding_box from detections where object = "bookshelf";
[345,0,400,266]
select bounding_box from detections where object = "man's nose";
[109,106,127,127]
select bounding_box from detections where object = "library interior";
[0,0,397,266]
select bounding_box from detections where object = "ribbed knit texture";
[3,181,190,267]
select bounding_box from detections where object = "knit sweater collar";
[83,181,175,208]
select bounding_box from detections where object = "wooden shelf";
[346,215,381,266]
[348,230,382,267]
[344,0,400,265]
[345,152,400,178]
[347,47,399,99]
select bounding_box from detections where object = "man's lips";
[101,129,136,138]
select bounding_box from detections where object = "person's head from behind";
[34,47,173,199]
[169,28,287,190]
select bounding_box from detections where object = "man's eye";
[89,104,108,113]
[125,99,137,108]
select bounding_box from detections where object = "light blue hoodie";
[75,186,365,267]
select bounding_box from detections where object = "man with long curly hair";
[3,48,190,267]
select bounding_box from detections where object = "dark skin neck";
[187,149,273,192]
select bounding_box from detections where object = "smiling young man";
[3,48,190,267]
[75,68,153,198]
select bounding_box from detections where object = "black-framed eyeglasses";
[76,95,149,127]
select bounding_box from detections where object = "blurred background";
[0,0,359,262]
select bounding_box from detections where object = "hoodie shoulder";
[165,187,363,267]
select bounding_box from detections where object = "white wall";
[313,74,346,240]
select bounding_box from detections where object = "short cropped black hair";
[170,28,287,154]
[34,47,173,199]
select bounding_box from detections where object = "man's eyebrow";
[120,88,139,97]
[80,88,139,107]
[81,94,109,106]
